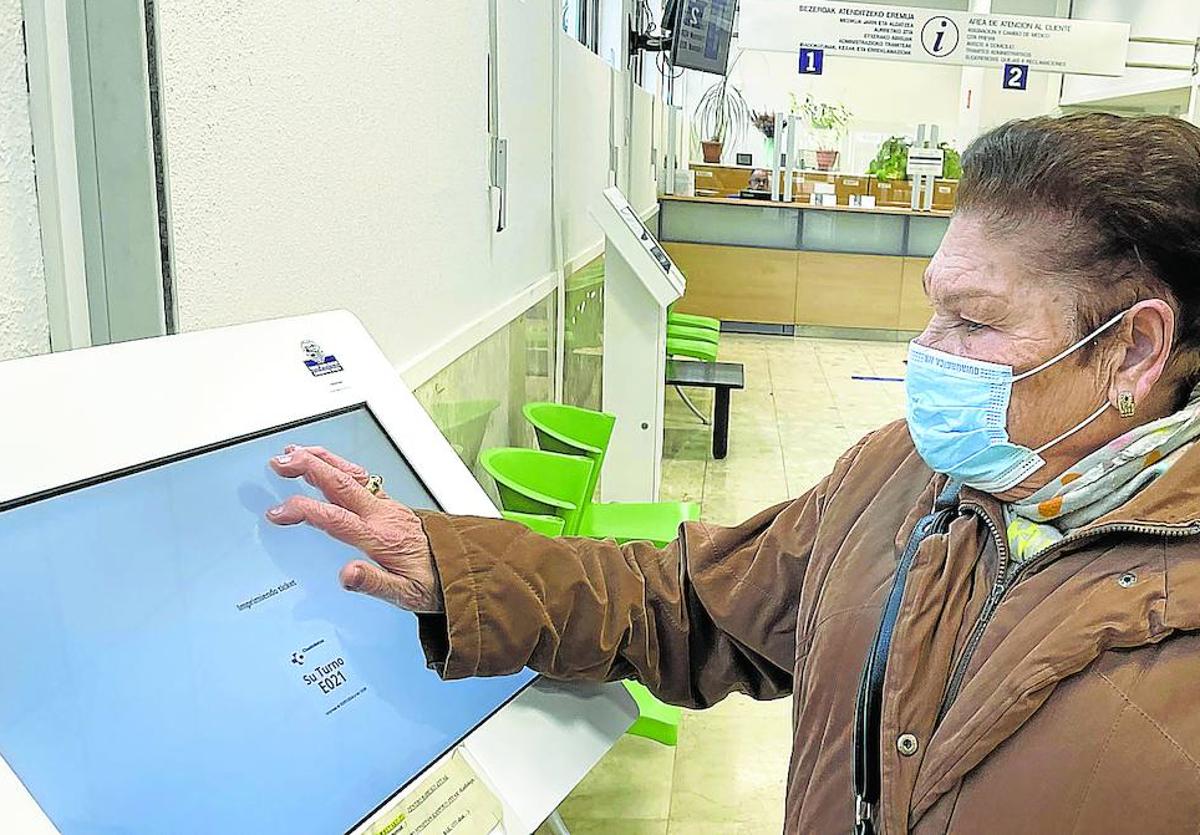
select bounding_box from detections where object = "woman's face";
[916,215,1124,500]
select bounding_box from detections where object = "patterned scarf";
[1006,384,1200,567]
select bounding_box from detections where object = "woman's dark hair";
[958,113,1200,383]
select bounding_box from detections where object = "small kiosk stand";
[591,187,687,503]
[0,311,635,835]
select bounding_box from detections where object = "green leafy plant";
[939,142,962,179]
[693,77,750,147]
[867,135,911,181]
[791,93,852,151]
[866,136,961,180]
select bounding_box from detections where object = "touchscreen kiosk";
[0,312,636,835]
[591,187,686,503]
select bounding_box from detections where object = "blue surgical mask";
[905,310,1128,493]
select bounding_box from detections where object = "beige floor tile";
[764,369,830,394]
[666,387,714,417]
[667,701,791,829]
[704,461,789,506]
[538,817,669,835]
[557,735,677,822]
[662,427,713,461]
[666,820,776,834]
[660,458,706,503]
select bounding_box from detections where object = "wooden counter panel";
[899,257,934,332]
[795,253,904,329]
[691,164,752,196]
[663,242,798,324]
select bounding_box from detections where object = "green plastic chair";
[523,402,699,547]
[500,488,682,747]
[667,335,719,363]
[668,322,720,345]
[480,448,594,535]
[501,511,566,537]
[624,680,682,746]
[669,310,721,332]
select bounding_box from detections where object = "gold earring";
[1118,391,1136,419]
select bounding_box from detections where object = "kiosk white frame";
[591,187,686,503]
[0,310,636,835]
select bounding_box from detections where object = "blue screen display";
[0,407,534,834]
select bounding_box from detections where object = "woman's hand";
[265,445,443,613]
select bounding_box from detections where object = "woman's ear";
[1109,299,1175,409]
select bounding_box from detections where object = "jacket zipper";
[935,512,1200,723]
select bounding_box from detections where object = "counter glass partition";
[908,215,952,258]
[659,200,801,249]
[801,210,906,256]
[657,199,949,258]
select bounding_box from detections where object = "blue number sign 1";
[799,48,824,75]
[1003,63,1029,90]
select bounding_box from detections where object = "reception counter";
[658,195,948,337]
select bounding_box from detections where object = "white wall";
[496,0,555,292]
[156,0,547,369]
[559,35,615,267]
[0,0,663,373]
[0,0,50,361]
[629,86,657,214]
[1062,0,1200,106]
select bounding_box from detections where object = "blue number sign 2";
[1003,63,1029,90]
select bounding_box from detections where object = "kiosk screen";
[0,405,535,834]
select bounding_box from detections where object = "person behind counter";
[267,113,1200,833]
[747,167,771,192]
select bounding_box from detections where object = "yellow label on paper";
[366,750,502,835]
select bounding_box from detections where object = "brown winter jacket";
[414,420,1200,834]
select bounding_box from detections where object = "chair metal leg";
[545,810,571,835]
[674,385,711,426]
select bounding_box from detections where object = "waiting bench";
[665,359,746,460]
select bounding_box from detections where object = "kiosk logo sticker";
[301,340,343,377]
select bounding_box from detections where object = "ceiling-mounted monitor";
[668,0,738,76]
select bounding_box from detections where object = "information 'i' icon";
[920,16,960,58]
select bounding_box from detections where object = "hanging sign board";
[740,2,1130,77]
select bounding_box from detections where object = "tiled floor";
[537,334,908,834]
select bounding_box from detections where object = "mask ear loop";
[1018,308,1133,456]
[1033,401,1111,455]
[1012,309,1130,382]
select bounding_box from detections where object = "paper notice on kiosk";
[366,751,503,835]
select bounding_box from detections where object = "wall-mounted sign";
[907,147,945,177]
[736,152,754,165]
[741,2,1130,77]
[799,47,824,74]
[1003,62,1030,90]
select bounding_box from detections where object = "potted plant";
[939,142,962,179]
[866,137,961,180]
[693,77,749,164]
[751,109,777,163]
[867,135,911,181]
[794,93,851,171]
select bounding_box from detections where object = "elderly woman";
[267,114,1200,833]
